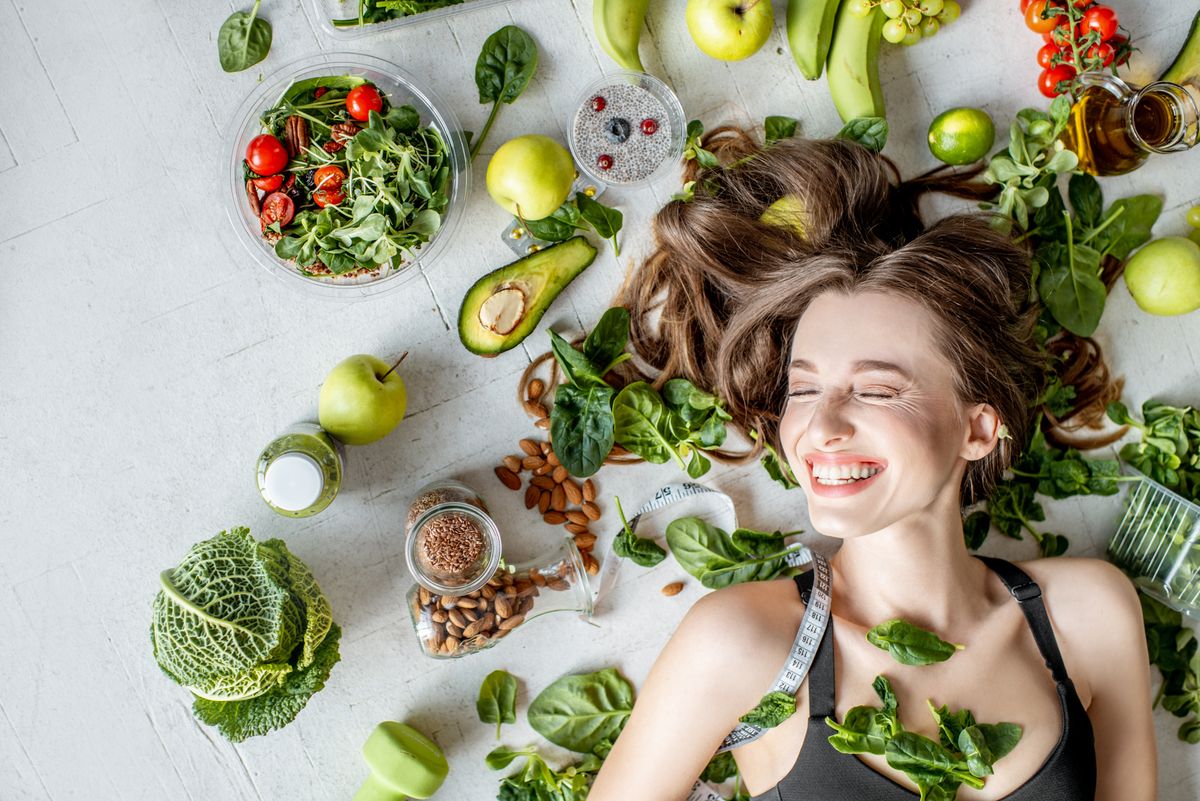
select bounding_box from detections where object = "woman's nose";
[808,394,854,447]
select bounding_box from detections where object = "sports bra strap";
[975,556,1072,685]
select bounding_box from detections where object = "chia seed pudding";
[572,82,674,185]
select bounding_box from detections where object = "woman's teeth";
[811,462,883,485]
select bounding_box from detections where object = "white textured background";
[2,0,1199,799]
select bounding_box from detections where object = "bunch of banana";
[826,1,886,122]
[594,0,650,73]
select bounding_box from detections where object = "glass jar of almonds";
[407,536,593,659]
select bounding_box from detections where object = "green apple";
[318,355,408,446]
[759,194,806,236]
[486,135,575,221]
[686,0,774,61]
[1123,236,1200,317]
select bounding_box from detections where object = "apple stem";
[381,352,409,380]
[515,204,531,234]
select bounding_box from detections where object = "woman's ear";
[962,403,1002,462]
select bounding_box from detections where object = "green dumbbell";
[353,722,449,801]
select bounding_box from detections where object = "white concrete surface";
[2,0,1199,799]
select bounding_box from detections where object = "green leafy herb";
[1107,400,1200,495]
[684,120,720,169]
[576,192,623,256]
[962,511,990,551]
[664,517,802,589]
[527,667,635,755]
[332,0,468,28]
[550,383,615,478]
[471,25,538,161]
[525,202,583,242]
[612,496,667,568]
[218,0,272,73]
[739,691,797,729]
[866,619,964,666]
[478,669,519,739]
[765,115,799,144]
[487,746,600,801]
[701,751,739,783]
[836,117,888,152]
[983,97,1076,231]
[582,307,632,376]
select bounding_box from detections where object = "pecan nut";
[331,122,361,143]
[246,179,261,216]
[284,115,310,158]
[322,141,345,153]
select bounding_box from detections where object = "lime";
[928,107,995,165]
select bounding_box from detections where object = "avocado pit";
[479,286,527,335]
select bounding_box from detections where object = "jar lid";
[262,452,324,512]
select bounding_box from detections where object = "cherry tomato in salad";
[250,174,284,192]
[245,135,289,177]
[313,165,347,192]
[1025,0,1064,34]
[1037,43,1062,69]
[259,192,295,232]
[345,84,383,122]
[1038,64,1076,98]
[1087,41,1116,67]
[313,188,346,208]
[1082,5,1118,41]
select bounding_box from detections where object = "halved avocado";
[458,236,598,356]
[1162,10,1200,87]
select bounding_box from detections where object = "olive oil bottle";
[1062,73,1199,176]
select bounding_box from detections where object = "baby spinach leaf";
[827,706,889,755]
[550,331,607,389]
[836,117,888,153]
[527,667,635,755]
[1036,237,1106,337]
[739,691,797,729]
[1067,173,1103,229]
[665,517,801,589]
[756,433,800,490]
[525,202,581,242]
[701,751,739,783]
[582,307,631,376]
[219,0,272,73]
[550,383,614,478]
[765,115,799,144]
[385,104,420,134]
[977,722,1023,762]
[576,192,623,256]
[612,497,667,568]
[486,745,532,771]
[962,510,990,551]
[477,669,519,739]
[873,675,898,715]
[1092,195,1162,261]
[613,382,686,469]
[730,528,788,557]
[472,25,537,160]
[957,725,995,778]
[928,701,976,751]
[866,619,965,666]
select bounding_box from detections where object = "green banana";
[787,0,841,80]
[594,0,649,73]
[826,1,885,123]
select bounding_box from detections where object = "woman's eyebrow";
[789,358,913,381]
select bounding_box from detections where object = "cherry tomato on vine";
[1037,43,1062,69]
[1087,41,1116,67]
[1109,33,1131,65]
[345,84,383,121]
[259,192,295,232]
[312,188,346,208]
[250,174,284,192]
[1048,22,1079,47]
[1021,0,1032,12]
[313,165,347,192]
[1038,64,1076,98]
[1082,5,1118,41]
[245,135,289,176]
[1070,0,1092,7]
[1025,0,1065,34]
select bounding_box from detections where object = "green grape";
[903,7,924,26]
[918,0,943,14]
[902,27,923,46]
[921,16,940,37]
[936,0,961,23]
[1187,205,1200,229]
[882,17,908,43]
[848,0,873,17]
[880,0,905,19]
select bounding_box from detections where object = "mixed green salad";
[332,0,473,28]
[243,74,450,279]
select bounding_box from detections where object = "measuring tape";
[606,483,833,753]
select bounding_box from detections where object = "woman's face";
[778,290,985,540]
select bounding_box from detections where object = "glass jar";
[256,423,344,517]
[406,502,502,597]
[405,479,488,536]
[408,536,593,659]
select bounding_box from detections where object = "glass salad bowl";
[225,53,470,299]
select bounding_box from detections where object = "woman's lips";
[804,454,887,499]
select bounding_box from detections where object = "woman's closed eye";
[787,387,900,400]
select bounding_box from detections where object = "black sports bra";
[749,556,1096,800]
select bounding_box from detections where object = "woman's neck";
[828,489,995,634]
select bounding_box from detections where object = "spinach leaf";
[219,0,272,73]
[477,669,519,739]
[730,528,788,557]
[549,331,608,389]
[1036,234,1106,337]
[765,115,799,144]
[613,382,686,470]
[385,104,420,134]
[487,745,599,801]
[1092,195,1163,261]
[1067,173,1103,228]
[827,705,890,755]
[701,751,739,783]
[527,667,635,755]
[753,430,800,490]
[665,517,801,589]
[836,117,889,153]
[866,619,965,666]
[549,383,615,478]
[576,192,623,256]
[957,726,995,778]
[472,25,538,160]
[525,202,582,242]
[977,722,1023,762]
[612,496,667,568]
[962,510,990,551]
[582,307,631,376]
[739,691,796,729]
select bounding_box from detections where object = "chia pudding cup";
[569,71,685,188]
[406,502,502,596]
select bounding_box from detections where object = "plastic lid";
[262,452,324,511]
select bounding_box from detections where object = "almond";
[544,511,568,525]
[530,571,547,587]
[455,597,478,609]
[563,479,583,505]
[528,378,545,400]
[495,594,514,618]
[503,454,522,473]
[547,450,560,467]
[584,553,600,575]
[524,485,540,509]
[526,401,549,419]
[551,485,567,511]
[661,581,685,597]
[574,532,597,549]
[522,455,546,470]
[566,522,590,535]
[538,490,552,514]
[520,439,541,456]
[547,577,570,591]
[431,609,447,623]
[540,441,551,455]
[552,465,569,484]
[565,510,589,526]
[535,417,551,430]
[246,180,262,215]
[448,609,467,629]
[445,636,461,653]
[532,475,556,490]
[498,613,525,631]
[533,462,554,476]
[463,614,494,639]
[418,587,432,606]
[583,479,597,502]
[482,585,497,599]
[495,466,521,491]
[582,501,602,520]
[446,622,463,638]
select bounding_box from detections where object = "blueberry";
[604,117,632,144]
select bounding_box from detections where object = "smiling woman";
[589,137,1156,801]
